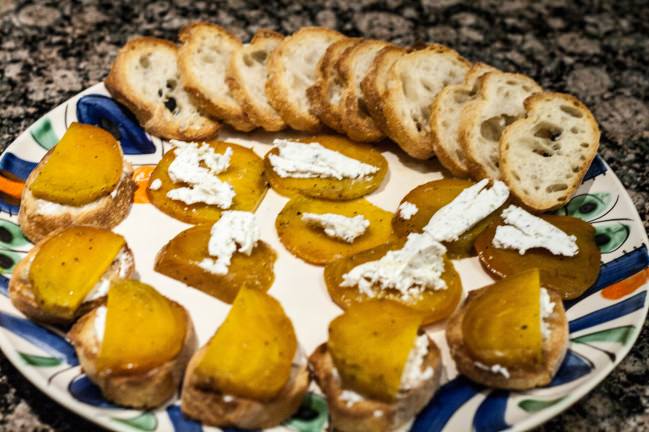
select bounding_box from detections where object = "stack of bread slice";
[106,23,600,212]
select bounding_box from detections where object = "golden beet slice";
[97,280,188,374]
[462,269,543,368]
[28,226,125,320]
[30,123,123,206]
[148,141,267,224]
[276,196,395,265]
[263,135,388,200]
[324,240,462,325]
[328,300,422,402]
[194,288,297,401]
[155,224,276,303]
[392,178,505,259]
[474,215,600,300]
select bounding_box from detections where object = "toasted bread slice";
[226,29,286,132]
[339,40,392,142]
[68,305,197,409]
[18,154,136,243]
[446,288,568,390]
[105,37,220,140]
[178,22,255,132]
[181,345,310,429]
[360,46,407,137]
[266,27,345,132]
[500,92,600,212]
[309,337,442,432]
[429,63,497,177]
[9,238,135,326]
[459,71,542,180]
[307,37,362,133]
[382,44,471,159]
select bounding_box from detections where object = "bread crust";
[105,36,220,140]
[309,337,442,432]
[68,304,197,409]
[382,44,471,160]
[307,37,362,133]
[339,40,391,142]
[9,238,135,326]
[500,92,600,212]
[226,29,286,132]
[181,346,310,429]
[178,22,255,132]
[18,150,136,243]
[360,46,407,137]
[266,27,345,132]
[446,288,568,390]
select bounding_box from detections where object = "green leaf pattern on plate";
[518,397,565,413]
[30,118,59,150]
[595,223,631,254]
[558,193,612,221]
[284,392,329,432]
[572,325,635,345]
[18,352,63,367]
[111,411,158,431]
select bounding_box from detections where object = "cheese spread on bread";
[199,211,260,275]
[94,306,107,342]
[400,334,434,390]
[268,139,378,179]
[301,212,369,243]
[492,205,579,256]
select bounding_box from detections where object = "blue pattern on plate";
[473,390,509,432]
[68,374,116,408]
[569,291,647,333]
[583,155,607,181]
[565,245,649,310]
[548,350,593,386]
[0,312,78,365]
[0,153,37,181]
[411,376,483,432]
[76,95,156,155]
[166,405,202,432]
[0,274,8,297]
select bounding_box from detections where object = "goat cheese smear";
[166,140,235,208]
[198,211,260,275]
[94,306,107,342]
[398,201,419,220]
[83,249,133,302]
[423,179,510,242]
[268,139,379,179]
[492,205,579,256]
[302,213,369,243]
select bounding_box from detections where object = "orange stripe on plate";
[132,166,155,204]
[602,268,649,300]
[0,176,25,199]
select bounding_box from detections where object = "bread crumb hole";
[572,165,580,173]
[571,126,579,134]
[453,90,471,104]
[533,122,562,141]
[139,55,151,68]
[546,183,568,193]
[243,54,254,67]
[251,50,268,64]
[580,142,590,148]
[560,105,583,118]
[480,115,516,141]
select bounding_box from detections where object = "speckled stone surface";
[0,0,647,430]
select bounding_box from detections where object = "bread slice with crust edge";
[446,288,568,390]
[68,304,197,409]
[500,92,600,212]
[180,345,310,429]
[105,36,220,141]
[226,29,286,132]
[309,335,442,432]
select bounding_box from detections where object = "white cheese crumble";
[373,410,384,417]
[492,205,579,256]
[94,306,107,343]
[423,179,510,242]
[198,211,260,275]
[149,178,162,191]
[268,139,379,180]
[340,232,447,300]
[400,334,434,390]
[83,249,133,302]
[340,389,364,407]
[540,288,555,340]
[222,395,234,403]
[398,201,418,220]
[302,213,369,243]
[166,140,235,208]
[474,361,511,379]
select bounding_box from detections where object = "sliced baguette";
[68,304,197,409]
[181,345,310,429]
[178,22,255,132]
[429,63,497,177]
[446,288,568,390]
[309,336,442,432]
[360,45,408,137]
[9,236,135,326]
[18,153,136,243]
[459,71,542,180]
[226,29,286,132]
[382,44,471,159]
[307,37,362,133]
[339,40,392,142]
[105,37,220,140]
[500,92,600,212]
[266,27,345,132]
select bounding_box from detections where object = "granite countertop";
[0,0,648,430]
